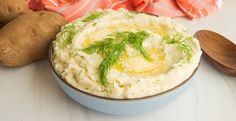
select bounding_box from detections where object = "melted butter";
[83,36,92,48]
[113,52,129,71]
[89,28,113,41]
[83,21,169,47]
[82,24,136,47]
[114,48,169,76]
[142,24,169,37]
[152,25,168,37]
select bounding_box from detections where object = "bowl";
[48,44,198,115]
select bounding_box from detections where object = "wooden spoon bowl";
[204,52,236,76]
[195,30,236,76]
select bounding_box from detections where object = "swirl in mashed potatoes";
[53,9,202,99]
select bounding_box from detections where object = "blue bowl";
[48,44,198,115]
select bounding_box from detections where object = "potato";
[0,11,67,67]
[0,0,29,24]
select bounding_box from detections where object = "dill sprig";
[162,32,193,61]
[58,11,105,48]
[125,31,151,60]
[82,11,105,22]
[59,24,79,49]
[81,31,150,86]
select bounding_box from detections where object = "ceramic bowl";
[48,44,198,115]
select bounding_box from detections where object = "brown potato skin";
[0,0,30,24]
[0,11,67,67]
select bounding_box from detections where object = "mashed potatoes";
[53,9,202,99]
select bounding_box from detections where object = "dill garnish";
[82,11,105,22]
[162,32,193,61]
[81,31,150,86]
[59,24,79,49]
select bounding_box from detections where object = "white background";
[0,1,236,121]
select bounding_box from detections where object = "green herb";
[162,32,193,61]
[81,31,150,86]
[93,22,97,26]
[82,11,105,22]
[59,24,79,49]
[125,31,151,60]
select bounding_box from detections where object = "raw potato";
[0,11,67,67]
[0,0,29,24]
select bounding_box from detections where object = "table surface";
[1,1,236,121]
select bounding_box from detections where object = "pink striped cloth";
[28,0,222,22]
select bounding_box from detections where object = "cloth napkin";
[28,0,222,22]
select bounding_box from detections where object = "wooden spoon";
[194,30,236,76]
